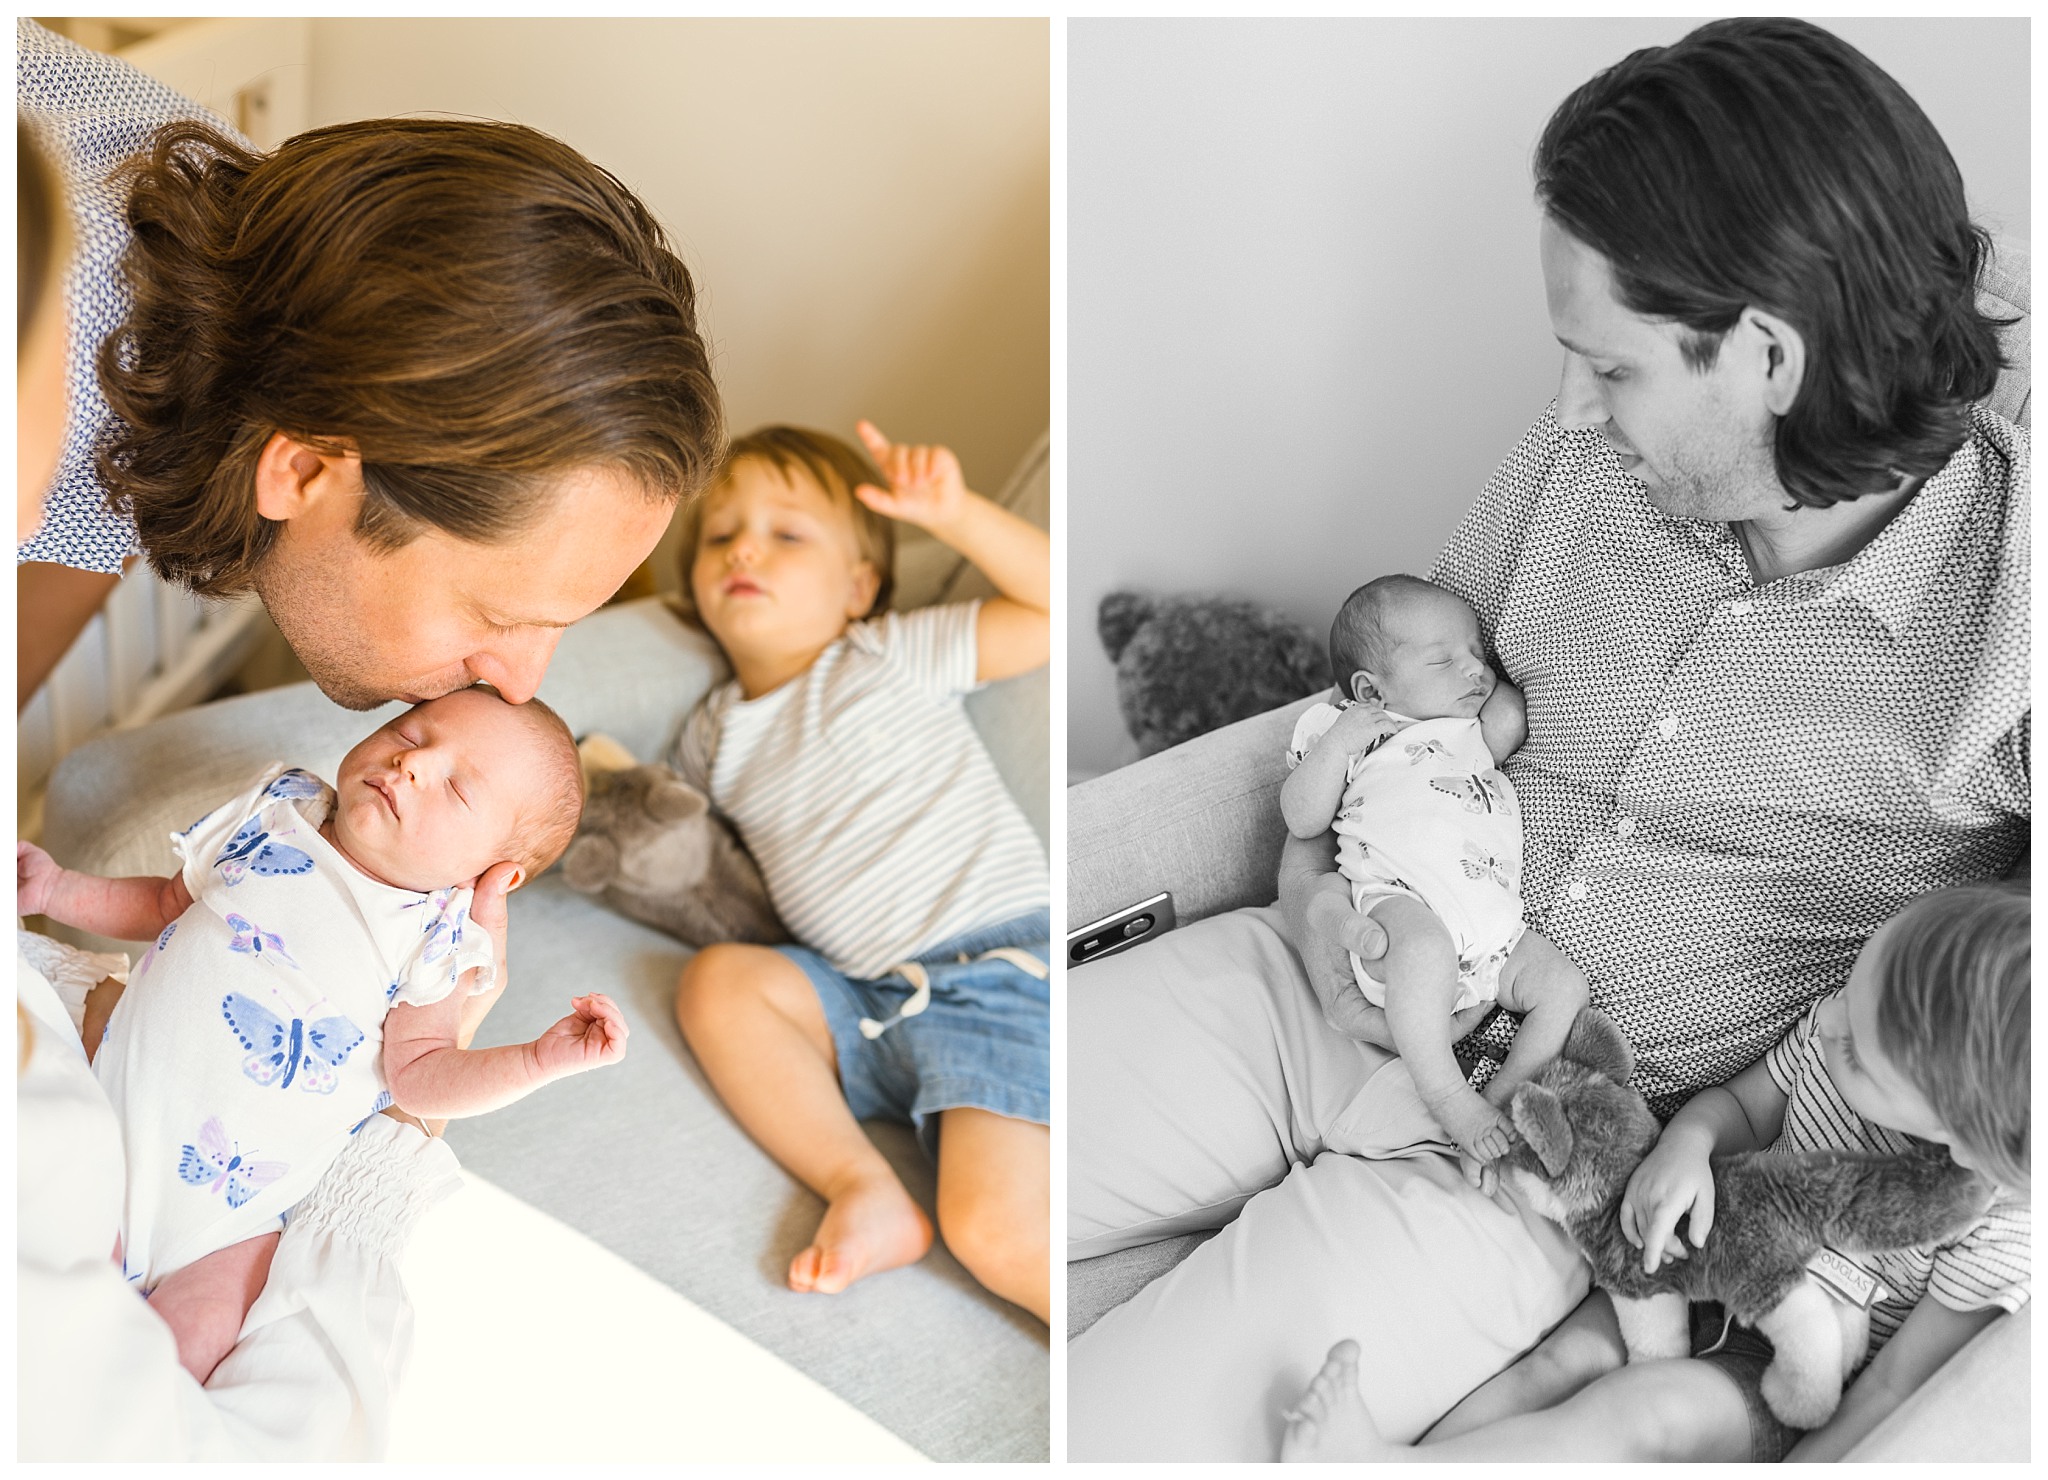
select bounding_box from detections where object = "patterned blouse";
[1434,403,2029,1117]
[16,19,240,573]
[1763,1001,2028,1359]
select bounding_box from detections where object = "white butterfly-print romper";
[92,763,495,1291]
[1286,705,1527,1012]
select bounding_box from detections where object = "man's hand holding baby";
[1279,850,1494,1048]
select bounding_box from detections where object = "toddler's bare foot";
[1431,1088,1512,1163]
[1282,1340,1397,1461]
[789,1170,933,1296]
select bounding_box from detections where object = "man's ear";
[1349,669,1382,706]
[252,431,363,523]
[1742,307,1807,419]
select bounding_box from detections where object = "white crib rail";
[18,576,266,839]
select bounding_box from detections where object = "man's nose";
[1555,354,1608,431]
[467,627,562,706]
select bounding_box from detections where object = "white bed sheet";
[391,1173,927,1463]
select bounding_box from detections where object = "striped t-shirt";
[674,602,1049,979]
[1762,999,2029,1362]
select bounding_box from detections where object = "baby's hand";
[1326,700,1399,753]
[853,420,969,531]
[17,840,62,919]
[1434,1090,1514,1166]
[530,993,630,1078]
[1620,1133,1716,1273]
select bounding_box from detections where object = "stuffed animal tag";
[1805,1247,1895,1310]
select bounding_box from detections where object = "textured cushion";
[1845,1304,2028,1460]
[1066,693,1313,939]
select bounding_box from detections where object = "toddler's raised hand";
[853,420,968,530]
[18,840,62,919]
[530,993,630,1078]
[1621,1133,1716,1274]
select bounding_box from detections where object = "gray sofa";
[41,438,1050,1463]
[1065,253,2031,1459]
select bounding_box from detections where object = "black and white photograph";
[1065,16,2029,1463]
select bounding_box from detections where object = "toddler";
[1282,882,2030,1463]
[16,687,627,1378]
[1281,574,1587,1162]
[670,422,1051,1321]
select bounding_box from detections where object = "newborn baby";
[17,687,627,1378]
[1281,575,1586,1163]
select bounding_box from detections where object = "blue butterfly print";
[225,913,300,970]
[215,820,315,886]
[349,1089,396,1136]
[264,769,326,801]
[1430,771,1515,816]
[222,992,364,1094]
[134,920,177,980]
[420,904,473,990]
[178,1117,288,1209]
[1458,839,1512,889]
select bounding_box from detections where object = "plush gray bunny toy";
[559,736,785,949]
[1497,1008,1992,1429]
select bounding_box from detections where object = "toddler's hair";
[1872,883,2029,1189]
[669,425,896,630]
[503,695,585,878]
[1328,573,1452,697]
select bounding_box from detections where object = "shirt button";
[1615,817,1637,838]
[1657,714,1679,740]
[1727,600,1754,617]
[1565,880,1589,902]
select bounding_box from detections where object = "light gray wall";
[1067,17,2029,780]
[304,18,1050,594]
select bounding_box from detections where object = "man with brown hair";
[1068,18,2026,1458]
[18,19,722,711]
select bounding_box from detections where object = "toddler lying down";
[17,687,627,1380]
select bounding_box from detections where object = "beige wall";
[1067,17,2029,779]
[305,17,1050,591]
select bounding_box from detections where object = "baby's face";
[1358,590,1497,720]
[329,688,548,891]
[690,457,880,667]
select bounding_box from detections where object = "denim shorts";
[779,909,1050,1161]
[1690,1302,1803,1463]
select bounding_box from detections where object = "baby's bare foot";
[789,1170,933,1296]
[1281,1339,1396,1461]
[1432,1089,1512,1164]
